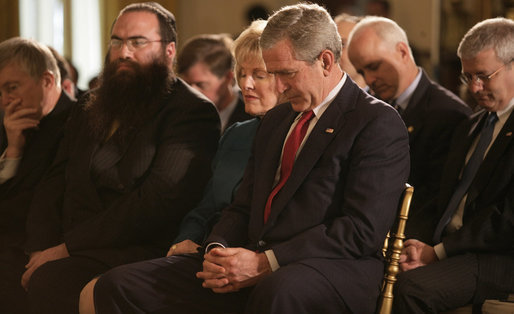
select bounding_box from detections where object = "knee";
[93,264,142,304]
[393,271,429,313]
[28,261,58,296]
[252,272,296,301]
[26,260,65,311]
[94,266,126,297]
[246,271,304,313]
[394,271,420,301]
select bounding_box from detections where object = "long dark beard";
[85,55,174,143]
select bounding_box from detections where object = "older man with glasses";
[20,2,220,313]
[394,17,514,313]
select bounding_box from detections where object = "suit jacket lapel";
[262,79,358,231]
[467,110,514,204]
[252,109,297,229]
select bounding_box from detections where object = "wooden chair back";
[376,184,414,314]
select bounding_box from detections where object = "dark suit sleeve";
[24,102,80,252]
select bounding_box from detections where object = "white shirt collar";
[394,67,422,110]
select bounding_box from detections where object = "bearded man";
[19,3,220,313]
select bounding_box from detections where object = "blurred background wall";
[0,0,512,94]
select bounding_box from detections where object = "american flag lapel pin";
[325,128,334,134]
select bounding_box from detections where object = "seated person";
[0,37,74,314]
[177,33,252,132]
[92,4,409,313]
[394,17,514,313]
[347,16,472,242]
[79,19,281,314]
[20,3,220,313]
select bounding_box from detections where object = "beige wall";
[175,0,294,49]
[1,0,511,76]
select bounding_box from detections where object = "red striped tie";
[263,110,314,223]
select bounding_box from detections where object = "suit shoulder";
[218,118,260,148]
[355,89,400,121]
[163,78,219,116]
[168,79,215,107]
[224,118,260,135]
[259,102,294,123]
[426,81,472,114]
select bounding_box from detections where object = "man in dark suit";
[177,34,252,133]
[394,17,514,313]
[0,37,74,314]
[347,16,472,242]
[93,4,409,313]
[20,3,220,313]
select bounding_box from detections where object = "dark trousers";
[94,253,350,314]
[0,247,29,314]
[394,253,479,313]
[27,256,109,314]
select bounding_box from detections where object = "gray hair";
[0,37,60,86]
[260,3,341,64]
[457,17,514,64]
[349,16,413,59]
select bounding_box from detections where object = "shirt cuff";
[0,150,22,184]
[205,242,225,252]
[264,249,280,272]
[434,243,447,260]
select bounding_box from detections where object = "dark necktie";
[263,110,314,223]
[433,112,499,242]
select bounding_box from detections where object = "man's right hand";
[399,239,438,272]
[3,98,39,158]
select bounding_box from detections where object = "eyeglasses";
[460,61,511,85]
[109,38,167,51]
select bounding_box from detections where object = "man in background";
[348,16,472,241]
[177,34,251,132]
[0,37,74,314]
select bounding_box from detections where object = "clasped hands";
[399,239,438,272]
[196,247,272,293]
